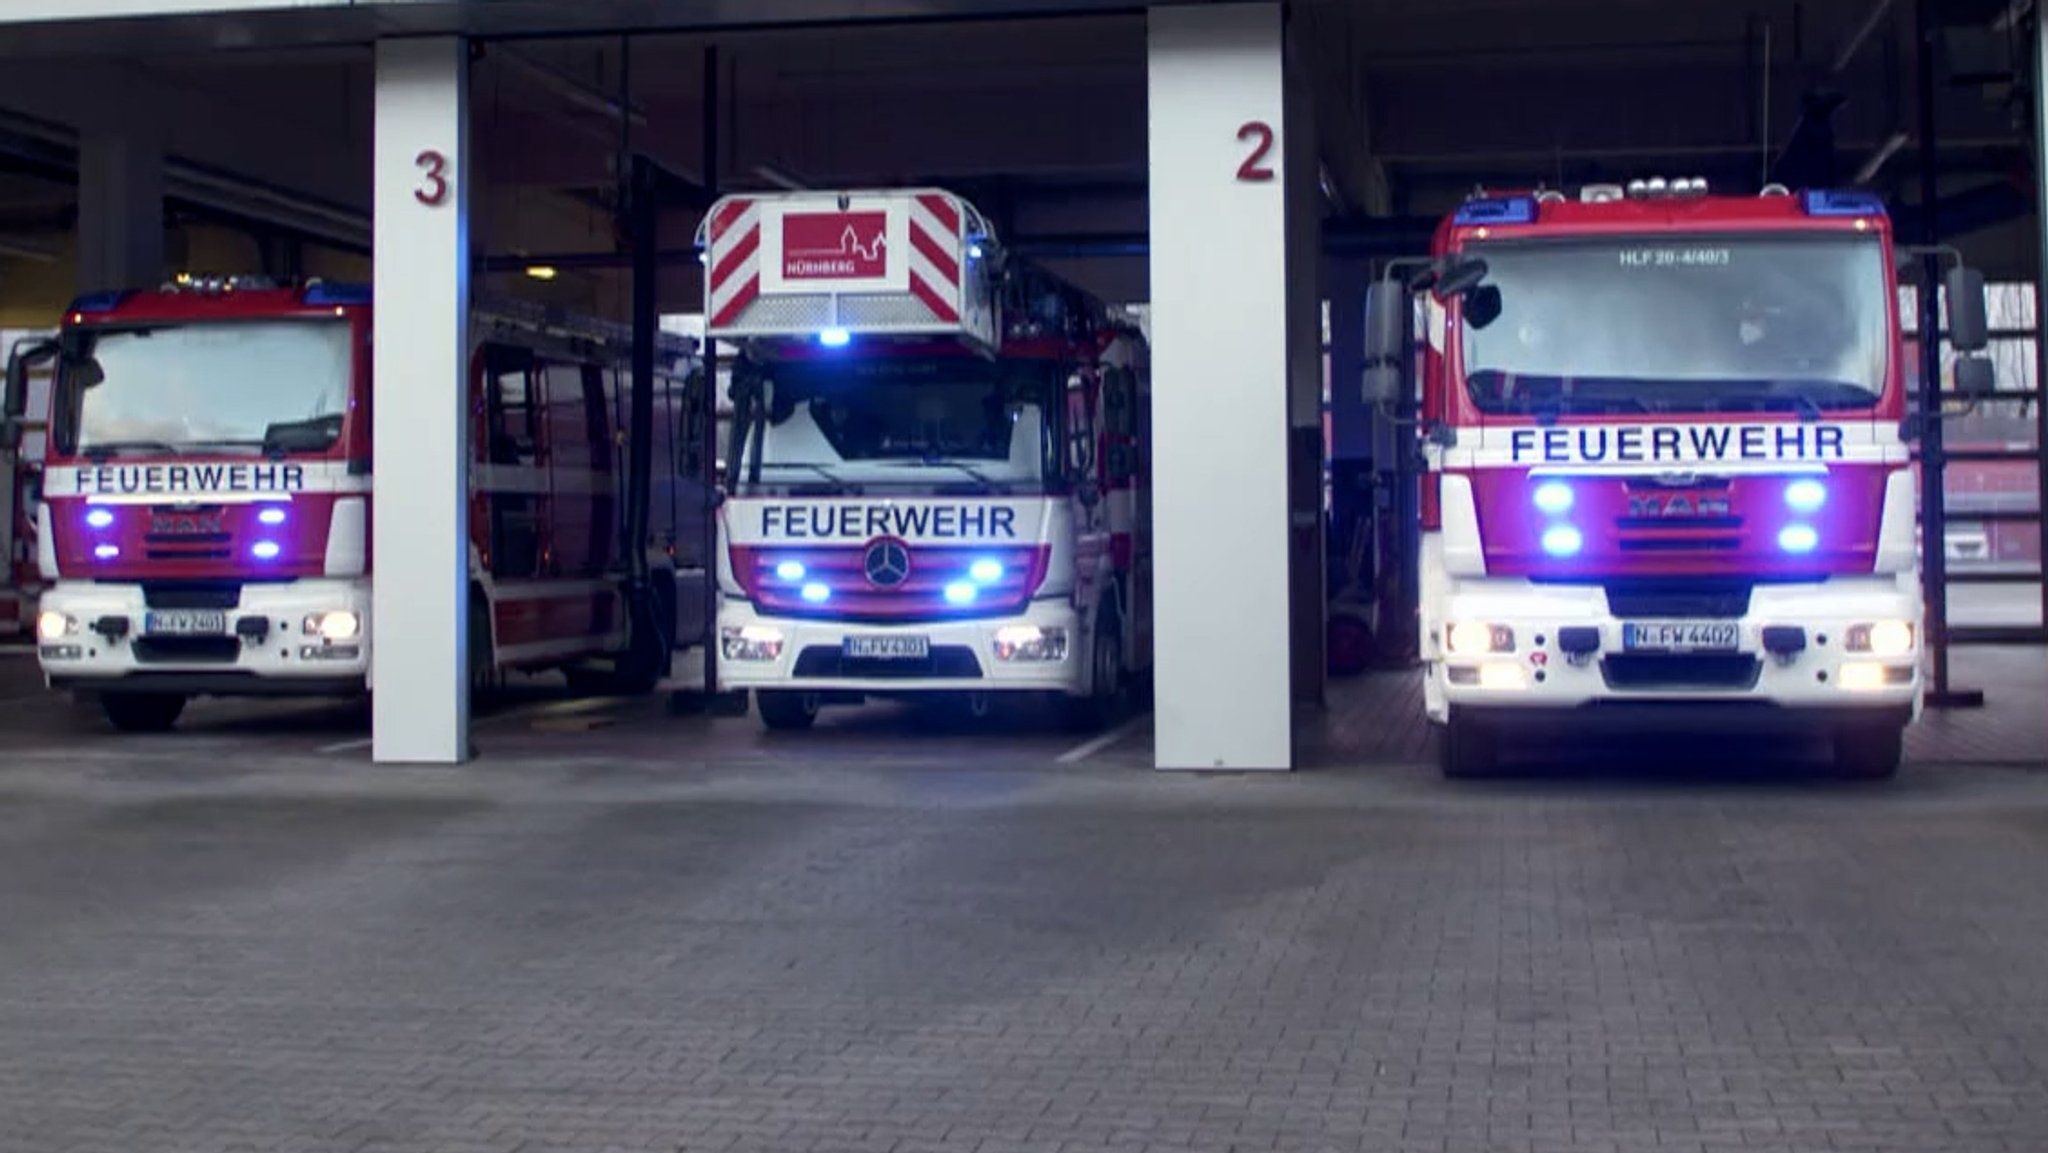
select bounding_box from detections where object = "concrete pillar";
[371,37,471,764]
[1148,3,1308,769]
[76,130,164,293]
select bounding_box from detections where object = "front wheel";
[1834,722,1903,781]
[101,692,187,733]
[1437,717,1498,779]
[1063,607,1127,733]
[757,690,819,731]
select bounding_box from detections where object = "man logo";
[1627,493,1732,518]
[863,538,912,588]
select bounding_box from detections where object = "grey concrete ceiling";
[0,0,2037,316]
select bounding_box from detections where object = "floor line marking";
[1056,713,1150,765]
[317,737,374,754]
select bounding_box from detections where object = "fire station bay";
[3,0,2048,788]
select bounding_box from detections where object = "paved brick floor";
[3,735,2048,1153]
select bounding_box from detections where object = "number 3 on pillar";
[1235,121,1275,183]
[414,150,450,207]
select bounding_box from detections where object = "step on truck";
[1366,181,1995,779]
[2,275,711,731]
[698,187,1153,730]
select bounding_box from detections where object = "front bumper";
[716,597,1085,695]
[1424,576,1923,728]
[37,578,371,698]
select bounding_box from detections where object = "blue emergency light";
[1453,196,1538,227]
[302,281,372,307]
[68,291,128,315]
[1800,189,1887,218]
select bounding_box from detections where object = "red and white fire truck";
[1369,181,1993,778]
[698,187,1151,730]
[0,343,49,637]
[2,276,707,731]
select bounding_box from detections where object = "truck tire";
[1834,722,1903,781]
[101,692,187,733]
[1438,717,1498,779]
[468,596,497,707]
[1063,602,1126,733]
[758,690,819,731]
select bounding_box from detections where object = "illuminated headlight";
[1476,664,1528,691]
[1846,620,1914,657]
[1838,662,1888,692]
[721,624,785,661]
[993,625,1067,662]
[36,610,75,641]
[304,610,361,641]
[1446,621,1514,656]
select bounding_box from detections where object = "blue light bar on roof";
[1453,196,1538,227]
[67,291,127,314]
[302,281,372,307]
[1801,189,1887,218]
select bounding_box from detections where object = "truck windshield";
[1458,234,1891,417]
[60,319,351,457]
[734,356,1057,493]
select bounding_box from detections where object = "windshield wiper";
[82,439,184,460]
[756,461,858,492]
[876,457,1010,492]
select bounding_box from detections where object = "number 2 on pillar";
[415,150,450,207]
[1236,121,1275,182]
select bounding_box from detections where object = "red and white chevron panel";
[704,191,967,334]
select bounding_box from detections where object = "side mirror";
[1953,355,1995,401]
[1362,365,1403,406]
[1363,280,1407,366]
[1946,265,1989,354]
[1463,284,1504,330]
[1433,255,1488,298]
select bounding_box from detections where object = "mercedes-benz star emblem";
[863,539,911,588]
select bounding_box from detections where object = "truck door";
[483,345,543,580]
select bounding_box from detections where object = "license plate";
[844,634,929,660]
[1622,621,1740,652]
[143,610,228,636]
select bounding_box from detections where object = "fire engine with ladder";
[1367,179,1994,780]
[3,276,709,731]
[699,187,1152,730]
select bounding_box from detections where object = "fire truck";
[1,276,708,731]
[698,187,1151,730]
[0,344,49,637]
[1366,180,1993,779]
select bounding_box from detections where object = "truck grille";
[1603,580,1753,618]
[1600,654,1762,692]
[792,645,983,680]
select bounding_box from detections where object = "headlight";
[721,624,784,661]
[36,610,74,641]
[1476,663,1528,690]
[1446,621,1514,656]
[1837,662,1888,692]
[304,610,361,641]
[1846,620,1914,657]
[994,625,1067,662]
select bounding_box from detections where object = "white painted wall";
[371,37,470,764]
[1147,3,1295,770]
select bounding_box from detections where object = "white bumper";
[717,597,1084,695]
[37,578,371,697]
[1423,574,1923,728]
